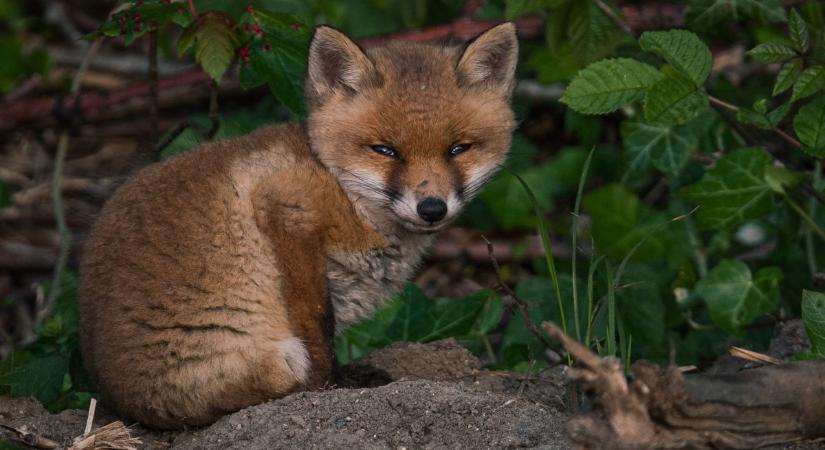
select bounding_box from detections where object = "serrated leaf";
[644,67,709,125]
[566,0,619,64]
[238,10,311,115]
[192,12,237,82]
[680,148,775,229]
[802,290,825,357]
[737,101,791,129]
[0,354,69,407]
[789,9,810,53]
[687,0,787,31]
[695,260,782,336]
[561,58,661,114]
[763,164,802,194]
[773,58,802,96]
[747,42,798,63]
[622,120,697,176]
[794,96,825,153]
[792,66,825,102]
[639,30,712,85]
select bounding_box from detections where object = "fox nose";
[417,197,448,223]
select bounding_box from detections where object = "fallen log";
[542,321,825,449]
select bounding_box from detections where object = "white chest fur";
[326,233,434,330]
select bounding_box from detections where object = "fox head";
[305,23,518,233]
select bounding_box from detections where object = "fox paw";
[276,336,310,384]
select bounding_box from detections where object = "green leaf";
[687,0,787,31]
[763,164,802,194]
[773,58,802,96]
[177,12,237,83]
[561,58,662,114]
[802,290,825,357]
[737,101,791,129]
[680,148,775,229]
[794,96,825,154]
[695,260,782,336]
[566,0,620,64]
[788,9,810,53]
[0,354,69,407]
[238,10,311,115]
[747,42,798,63]
[792,66,825,102]
[644,66,709,125]
[622,120,697,176]
[504,0,568,19]
[639,30,712,85]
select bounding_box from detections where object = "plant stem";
[207,79,220,139]
[708,95,739,112]
[149,27,159,151]
[594,0,634,36]
[571,148,596,342]
[784,193,825,243]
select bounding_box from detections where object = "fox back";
[79,23,518,429]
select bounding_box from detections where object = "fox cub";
[79,23,518,429]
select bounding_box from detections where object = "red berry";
[243,23,251,31]
[252,24,263,36]
[177,7,185,14]
[162,0,171,4]
[290,21,301,30]
[133,25,141,32]
[246,5,255,13]
[239,48,250,58]
[263,43,272,51]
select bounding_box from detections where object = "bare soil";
[0,339,571,450]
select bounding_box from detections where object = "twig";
[0,423,59,450]
[729,346,781,365]
[84,398,97,436]
[149,27,160,149]
[482,236,555,351]
[594,0,634,36]
[207,79,220,139]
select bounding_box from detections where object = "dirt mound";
[172,380,568,450]
[0,339,570,450]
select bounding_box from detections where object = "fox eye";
[371,145,398,158]
[449,143,472,157]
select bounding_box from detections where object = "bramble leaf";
[747,42,797,63]
[793,96,825,155]
[680,148,775,229]
[178,11,238,83]
[639,30,712,85]
[566,0,620,64]
[737,100,791,129]
[773,58,802,96]
[622,120,696,176]
[561,58,661,114]
[792,66,825,102]
[696,260,782,336]
[687,0,787,31]
[802,290,825,357]
[643,66,709,125]
[789,9,810,53]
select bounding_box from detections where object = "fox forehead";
[322,43,514,154]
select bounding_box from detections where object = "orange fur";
[79,23,517,429]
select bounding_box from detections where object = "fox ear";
[456,22,519,96]
[306,26,376,105]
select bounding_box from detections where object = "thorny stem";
[187,0,197,18]
[207,79,220,139]
[44,38,104,322]
[709,94,804,149]
[594,0,634,36]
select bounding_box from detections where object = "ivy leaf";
[695,260,782,336]
[788,9,810,53]
[802,290,825,357]
[793,96,825,155]
[639,30,712,85]
[792,66,825,102]
[644,66,709,125]
[747,42,798,63]
[561,58,662,114]
[680,148,775,229]
[622,120,696,176]
[178,11,237,83]
[687,0,787,31]
[0,354,69,407]
[773,58,802,96]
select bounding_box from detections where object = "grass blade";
[571,147,596,342]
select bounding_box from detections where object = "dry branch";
[542,321,825,449]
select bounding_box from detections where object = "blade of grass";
[507,169,568,336]
[585,253,606,349]
[617,314,628,369]
[605,260,617,356]
[571,147,596,342]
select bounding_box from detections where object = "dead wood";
[542,321,825,450]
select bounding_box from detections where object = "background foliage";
[1,0,825,413]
